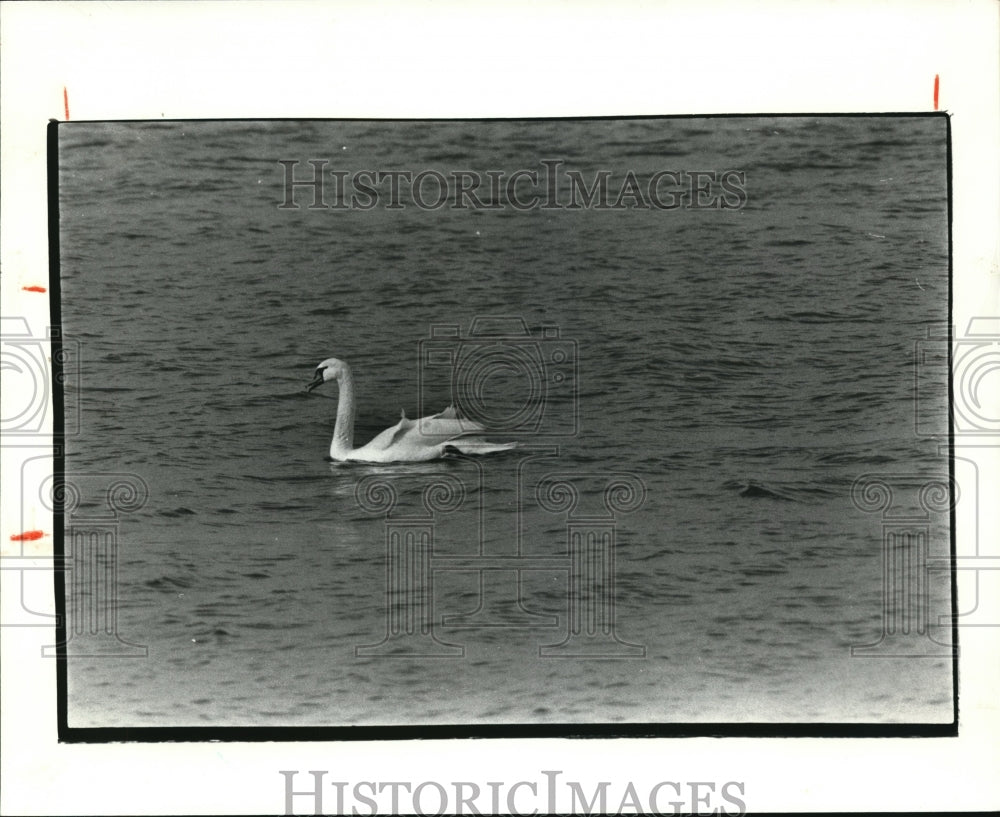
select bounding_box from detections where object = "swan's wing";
[419,405,487,437]
[363,413,416,452]
[427,405,488,428]
[362,411,467,450]
[363,408,489,453]
[415,415,487,442]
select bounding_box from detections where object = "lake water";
[55,116,954,729]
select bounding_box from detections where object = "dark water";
[57,117,953,727]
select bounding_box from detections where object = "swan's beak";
[306,370,325,393]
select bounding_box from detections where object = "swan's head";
[306,357,349,392]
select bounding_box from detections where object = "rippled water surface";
[57,117,953,728]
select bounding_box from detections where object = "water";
[56,116,953,728]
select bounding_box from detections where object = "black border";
[47,113,958,743]
[945,113,960,732]
[48,120,70,738]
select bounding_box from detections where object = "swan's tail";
[434,406,515,456]
[444,439,518,456]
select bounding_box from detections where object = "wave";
[723,479,837,502]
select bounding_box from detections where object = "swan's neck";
[330,367,357,459]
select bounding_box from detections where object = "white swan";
[306,357,517,463]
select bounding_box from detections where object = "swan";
[306,357,517,463]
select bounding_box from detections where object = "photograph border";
[4,2,996,813]
[47,112,959,743]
